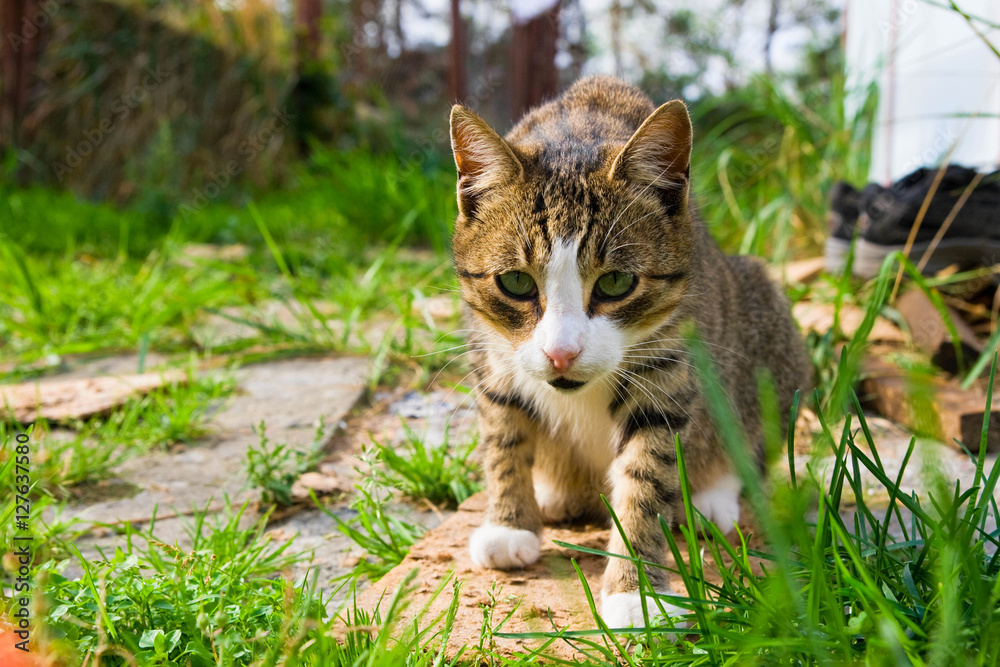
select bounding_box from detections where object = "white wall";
[845,0,1000,183]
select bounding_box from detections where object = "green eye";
[595,271,636,299]
[497,271,537,298]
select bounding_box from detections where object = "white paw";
[691,473,741,534]
[600,591,689,633]
[469,522,541,569]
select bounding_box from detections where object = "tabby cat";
[448,76,810,627]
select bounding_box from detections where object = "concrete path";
[54,356,369,570]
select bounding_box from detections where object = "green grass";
[326,484,427,583]
[370,423,482,509]
[244,419,328,507]
[691,74,875,263]
[0,147,457,378]
[35,500,467,666]
[317,424,483,584]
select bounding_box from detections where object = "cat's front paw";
[691,473,741,534]
[469,522,541,569]
[600,591,688,634]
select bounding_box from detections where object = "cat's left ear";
[608,100,692,191]
[450,105,523,219]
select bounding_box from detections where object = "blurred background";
[0,0,849,256]
[4,0,997,386]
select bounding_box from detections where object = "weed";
[372,423,482,508]
[38,502,315,665]
[324,426,479,582]
[244,419,327,507]
[324,484,426,583]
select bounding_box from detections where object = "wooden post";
[449,0,466,103]
[0,0,42,151]
[510,0,561,121]
[295,0,322,61]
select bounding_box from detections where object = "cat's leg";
[469,404,543,570]
[691,472,741,534]
[600,429,688,630]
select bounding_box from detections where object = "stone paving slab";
[355,492,615,662]
[55,353,171,380]
[53,356,369,569]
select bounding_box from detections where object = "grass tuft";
[371,423,482,509]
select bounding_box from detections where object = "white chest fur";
[520,378,617,476]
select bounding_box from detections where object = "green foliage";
[325,483,426,583]
[36,501,460,666]
[691,74,875,261]
[1,149,457,382]
[324,426,481,582]
[0,425,68,564]
[372,424,482,508]
[0,237,266,365]
[244,420,326,507]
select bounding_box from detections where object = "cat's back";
[505,76,655,171]
[711,251,813,408]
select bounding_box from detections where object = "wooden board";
[793,301,906,344]
[0,370,186,423]
[859,352,999,453]
[895,287,983,373]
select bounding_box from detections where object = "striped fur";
[450,76,811,621]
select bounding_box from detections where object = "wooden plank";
[771,256,826,285]
[0,370,186,423]
[859,352,999,453]
[793,301,905,344]
[895,287,983,374]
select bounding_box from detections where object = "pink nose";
[544,347,580,373]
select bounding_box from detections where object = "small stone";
[291,472,344,500]
[266,528,293,542]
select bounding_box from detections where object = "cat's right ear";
[450,105,523,220]
[608,100,692,192]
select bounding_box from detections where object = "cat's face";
[450,102,693,394]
